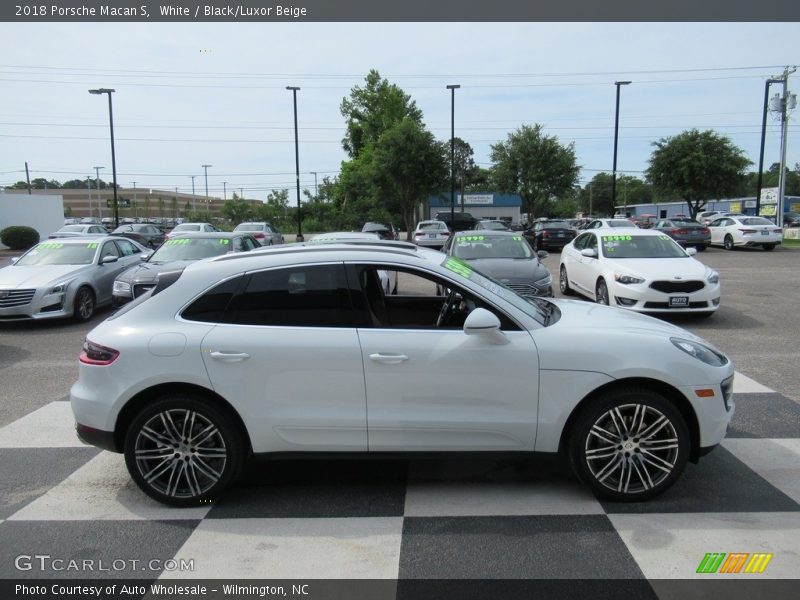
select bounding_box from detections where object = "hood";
[0,264,91,289]
[117,260,193,284]
[467,258,546,281]
[601,256,711,280]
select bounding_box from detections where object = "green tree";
[579,173,613,216]
[10,178,61,189]
[646,129,751,218]
[340,69,423,159]
[158,197,166,218]
[221,198,254,226]
[746,162,800,197]
[370,118,448,238]
[170,196,178,219]
[490,124,580,221]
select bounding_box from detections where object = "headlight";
[614,273,645,285]
[671,337,728,367]
[113,280,132,295]
[534,273,552,286]
[707,271,719,284]
[47,280,72,295]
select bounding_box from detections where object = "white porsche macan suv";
[71,242,735,506]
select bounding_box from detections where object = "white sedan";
[559,229,720,316]
[707,215,783,251]
[71,241,734,506]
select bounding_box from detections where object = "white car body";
[413,220,450,248]
[585,218,639,229]
[49,224,109,238]
[560,228,721,315]
[71,242,734,505]
[707,216,783,251]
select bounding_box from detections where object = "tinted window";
[101,241,120,259]
[182,277,243,323]
[224,264,352,327]
[573,233,592,250]
[114,239,139,256]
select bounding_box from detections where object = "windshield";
[479,221,507,230]
[15,242,97,265]
[234,224,263,231]
[441,256,555,326]
[601,234,687,258]
[607,220,636,228]
[59,225,88,232]
[148,238,233,263]
[452,234,533,259]
[419,222,446,231]
[542,221,570,229]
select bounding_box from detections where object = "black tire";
[696,311,715,318]
[723,235,735,251]
[73,286,96,322]
[124,395,246,507]
[567,388,690,501]
[595,278,610,305]
[696,245,707,252]
[763,244,775,251]
[559,265,574,296]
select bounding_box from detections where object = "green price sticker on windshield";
[87,243,98,249]
[220,239,230,245]
[444,257,473,278]
[512,236,523,241]
[38,242,64,249]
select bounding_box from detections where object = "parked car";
[696,210,727,225]
[232,222,285,246]
[71,241,734,506]
[707,215,783,251]
[442,230,552,298]
[166,222,218,239]
[782,211,800,226]
[632,214,658,229]
[101,218,115,229]
[361,222,398,240]
[49,224,108,239]
[435,211,478,232]
[527,220,578,252]
[585,218,638,229]
[559,228,721,316]
[80,217,102,225]
[64,217,81,225]
[0,236,149,322]
[473,220,511,231]
[652,218,711,251]
[413,220,450,248]
[111,223,166,249]
[112,232,261,306]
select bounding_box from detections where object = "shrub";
[0,225,40,250]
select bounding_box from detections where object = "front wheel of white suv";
[124,395,246,507]
[568,388,690,501]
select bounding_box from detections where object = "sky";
[0,22,798,205]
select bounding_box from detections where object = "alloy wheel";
[595,279,609,305]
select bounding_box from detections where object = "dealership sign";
[457,194,494,205]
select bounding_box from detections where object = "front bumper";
[0,287,73,320]
[607,280,721,314]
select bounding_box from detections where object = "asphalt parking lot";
[0,244,798,593]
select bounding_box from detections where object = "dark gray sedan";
[442,230,553,298]
[652,218,711,251]
[112,231,261,305]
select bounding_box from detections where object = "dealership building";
[426,193,522,224]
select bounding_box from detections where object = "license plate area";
[669,296,689,307]
[761,231,769,236]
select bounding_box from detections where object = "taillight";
[672,228,688,235]
[739,229,755,234]
[773,229,782,233]
[700,228,710,235]
[542,231,550,238]
[79,340,120,366]
[255,232,265,238]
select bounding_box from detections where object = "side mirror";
[581,248,597,258]
[685,247,697,256]
[10,257,19,263]
[463,308,508,345]
[537,250,549,259]
[141,252,153,260]
[101,255,119,264]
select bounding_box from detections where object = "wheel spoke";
[640,450,675,473]
[181,410,196,441]
[192,455,222,482]
[161,411,183,443]
[140,425,175,447]
[185,461,202,497]
[135,446,173,457]
[638,415,669,441]
[590,425,620,446]
[143,456,175,483]
[586,445,618,460]
[630,405,647,437]
[165,461,184,497]
[641,439,679,451]
[195,448,227,459]
[189,423,218,446]
[618,458,633,493]
[609,408,628,436]
[630,457,652,490]
[595,455,623,483]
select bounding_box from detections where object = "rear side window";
[224,264,352,327]
[182,277,243,323]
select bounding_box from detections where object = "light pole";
[132,181,138,220]
[93,166,104,219]
[447,84,460,228]
[287,86,303,241]
[223,181,228,201]
[310,171,318,198]
[88,88,119,227]
[85,176,90,218]
[190,175,196,212]
[201,164,212,210]
[611,81,631,217]
[756,78,781,217]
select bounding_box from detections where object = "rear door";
[199,263,367,453]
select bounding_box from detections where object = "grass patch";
[781,238,800,248]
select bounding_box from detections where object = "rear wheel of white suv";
[123,395,246,507]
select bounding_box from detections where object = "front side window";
[101,241,120,259]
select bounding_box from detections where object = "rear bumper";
[76,422,119,452]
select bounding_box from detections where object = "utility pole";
[589,184,593,216]
[93,166,104,219]
[85,176,91,215]
[191,175,196,212]
[132,181,137,220]
[310,171,318,198]
[223,181,227,201]
[775,66,797,227]
[25,162,32,195]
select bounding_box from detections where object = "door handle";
[209,351,250,362]
[369,353,408,365]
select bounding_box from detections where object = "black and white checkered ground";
[0,372,798,590]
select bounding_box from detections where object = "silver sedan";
[0,236,149,322]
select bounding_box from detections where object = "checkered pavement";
[0,372,798,592]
